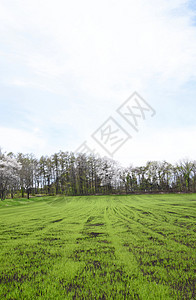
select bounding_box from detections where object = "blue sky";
[0,0,196,166]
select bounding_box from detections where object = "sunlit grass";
[0,194,195,299]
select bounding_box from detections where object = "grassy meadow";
[0,194,195,299]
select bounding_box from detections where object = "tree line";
[0,149,195,200]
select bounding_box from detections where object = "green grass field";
[0,194,195,299]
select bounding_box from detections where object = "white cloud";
[11,79,32,87]
[0,0,196,162]
[0,127,46,156]
[1,0,196,98]
[115,126,196,166]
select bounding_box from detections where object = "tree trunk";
[21,187,24,198]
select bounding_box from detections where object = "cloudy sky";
[0,0,196,166]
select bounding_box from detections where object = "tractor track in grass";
[110,201,195,249]
[0,195,195,299]
[65,211,141,299]
[104,199,196,300]
[103,203,176,299]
